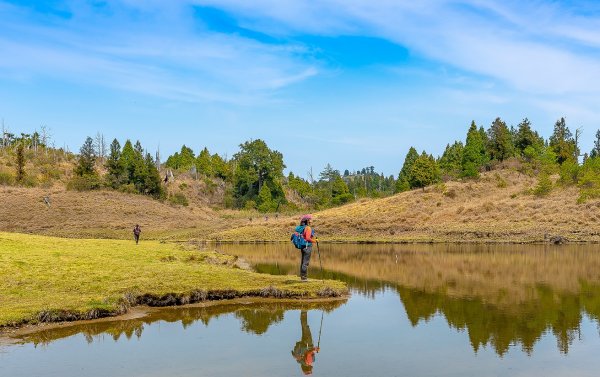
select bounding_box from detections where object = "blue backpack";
[291,225,309,250]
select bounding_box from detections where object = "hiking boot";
[300,277,308,282]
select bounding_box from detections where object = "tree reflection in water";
[222,242,600,356]
[13,243,600,358]
[18,300,344,348]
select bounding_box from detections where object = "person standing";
[133,224,141,244]
[298,215,318,281]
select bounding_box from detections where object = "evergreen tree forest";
[3,116,600,211]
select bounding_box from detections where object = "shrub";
[21,175,38,187]
[67,175,101,191]
[559,160,579,186]
[244,200,256,210]
[0,171,14,186]
[494,173,508,188]
[577,157,600,203]
[533,173,552,197]
[168,192,189,206]
[118,183,138,194]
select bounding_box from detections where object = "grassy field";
[209,170,600,243]
[0,232,347,328]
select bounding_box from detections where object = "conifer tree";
[105,138,125,189]
[331,176,353,205]
[515,118,544,156]
[120,140,136,182]
[257,183,273,212]
[166,145,196,171]
[549,117,576,165]
[409,152,440,190]
[75,136,97,177]
[196,147,213,176]
[143,152,163,198]
[439,141,464,178]
[396,147,419,192]
[462,121,488,178]
[487,117,514,162]
[15,142,25,182]
[211,153,230,180]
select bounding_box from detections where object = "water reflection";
[291,311,320,375]
[16,300,344,347]
[219,243,600,356]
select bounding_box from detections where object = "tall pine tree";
[549,117,576,165]
[105,138,125,189]
[75,136,97,177]
[462,121,488,178]
[396,147,418,192]
[487,117,514,162]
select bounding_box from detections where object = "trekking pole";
[317,310,324,349]
[316,242,324,282]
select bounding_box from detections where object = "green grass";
[0,232,347,328]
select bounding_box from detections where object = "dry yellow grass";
[3,169,600,242]
[0,186,235,239]
[209,169,600,243]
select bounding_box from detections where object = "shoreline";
[0,295,349,340]
[0,232,348,333]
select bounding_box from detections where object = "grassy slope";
[0,185,249,239]
[0,232,347,327]
[209,170,600,243]
[3,169,600,243]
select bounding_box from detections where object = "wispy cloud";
[199,0,600,94]
[0,1,319,104]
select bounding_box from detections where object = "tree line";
[4,115,600,209]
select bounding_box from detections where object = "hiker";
[133,224,141,244]
[291,310,319,375]
[298,214,318,281]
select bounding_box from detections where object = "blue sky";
[2,1,600,177]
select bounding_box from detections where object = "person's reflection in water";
[291,310,320,375]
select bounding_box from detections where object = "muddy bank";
[0,286,348,334]
[1,296,348,343]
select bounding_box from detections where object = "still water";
[3,243,600,376]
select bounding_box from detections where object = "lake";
[2,243,600,376]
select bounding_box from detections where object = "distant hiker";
[296,214,317,281]
[133,224,141,244]
[265,215,269,221]
[43,195,51,208]
[291,310,319,375]
[163,173,169,184]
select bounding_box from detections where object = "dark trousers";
[300,244,312,279]
[134,234,140,244]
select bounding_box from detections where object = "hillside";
[2,168,600,243]
[0,185,241,240]
[208,169,600,243]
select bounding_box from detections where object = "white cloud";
[0,1,319,104]
[199,0,600,94]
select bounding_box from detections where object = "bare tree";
[155,146,161,170]
[94,132,107,162]
[40,125,52,156]
[307,167,314,185]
